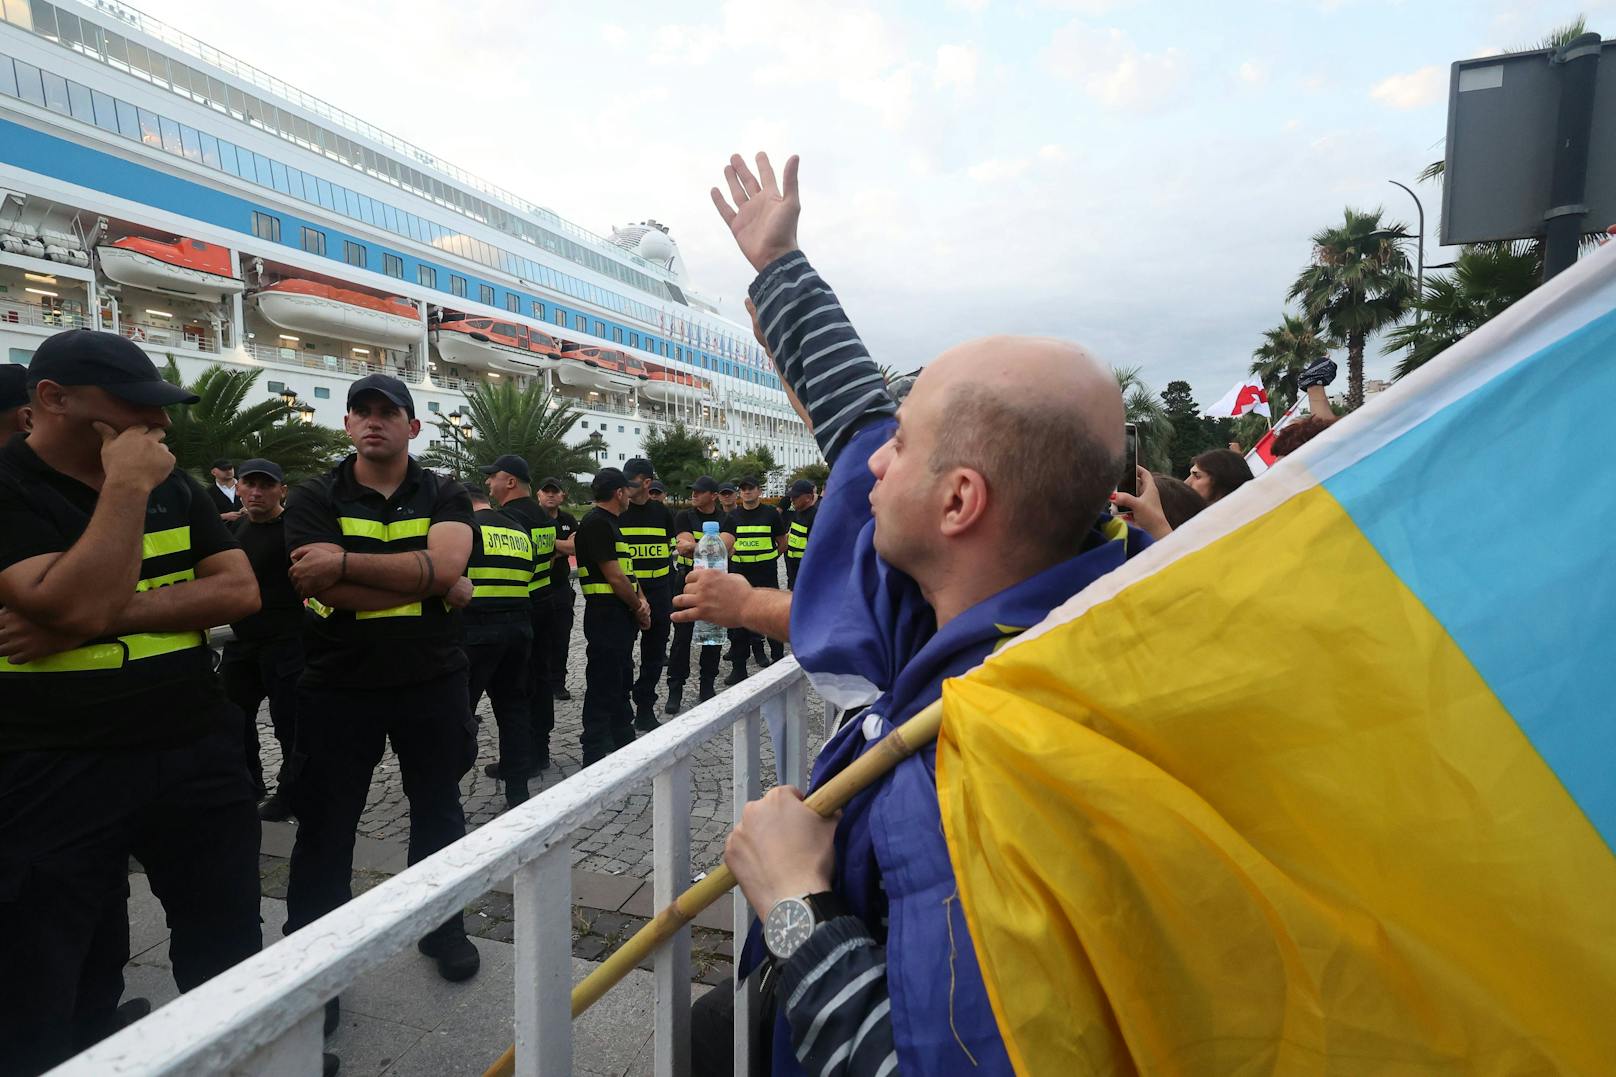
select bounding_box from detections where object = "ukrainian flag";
[937,246,1616,1074]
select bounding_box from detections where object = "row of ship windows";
[2,0,674,300]
[0,48,783,390]
[251,210,779,383]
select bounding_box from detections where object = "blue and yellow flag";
[937,246,1616,1073]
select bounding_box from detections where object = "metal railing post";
[772,675,809,789]
[514,843,573,1077]
[653,760,693,1077]
[732,710,763,1075]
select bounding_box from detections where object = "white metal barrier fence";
[52,658,812,1077]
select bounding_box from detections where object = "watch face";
[764,897,816,960]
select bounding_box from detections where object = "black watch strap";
[804,891,847,924]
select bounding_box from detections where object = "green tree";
[641,421,716,491]
[1250,313,1330,413]
[1288,207,1415,410]
[1160,380,1234,477]
[419,379,597,483]
[159,357,346,481]
[789,460,830,490]
[711,444,780,489]
[1386,244,1543,379]
[1113,366,1173,473]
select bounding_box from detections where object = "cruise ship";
[0,0,818,481]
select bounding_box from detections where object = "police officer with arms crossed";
[575,467,650,765]
[282,373,483,1004]
[220,457,306,822]
[618,457,677,731]
[721,473,787,683]
[664,474,727,714]
[480,454,561,776]
[537,476,579,701]
[461,481,535,809]
[780,478,818,590]
[0,330,262,1076]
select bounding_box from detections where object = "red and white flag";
[1246,398,1308,475]
[1209,379,1272,418]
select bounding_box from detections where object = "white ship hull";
[432,329,559,375]
[252,290,421,349]
[98,245,245,301]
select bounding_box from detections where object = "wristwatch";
[763,891,842,960]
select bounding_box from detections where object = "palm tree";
[419,378,598,482]
[1386,244,1543,379]
[159,358,347,481]
[1113,366,1173,472]
[1250,313,1330,413]
[1288,207,1415,409]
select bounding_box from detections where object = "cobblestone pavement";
[252,589,829,882]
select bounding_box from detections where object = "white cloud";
[1370,65,1445,110]
[947,0,991,10]
[966,158,1031,183]
[1038,143,1069,162]
[1039,0,1131,12]
[934,44,980,94]
[1238,61,1267,85]
[1042,22,1189,112]
[599,23,627,46]
[648,23,724,66]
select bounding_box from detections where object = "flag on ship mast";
[933,243,1616,1073]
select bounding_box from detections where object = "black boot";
[724,662,748,686]
[664,685,683,715]
[258,790,293,822]
[504,777,529,809]
[418,927,480,983]
[634,708,660,732]
[698,678,716,702]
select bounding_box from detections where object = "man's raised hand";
[710,152,801,273]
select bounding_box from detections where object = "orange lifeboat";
[641,366,709,404]
[97,235,245,300]
[430,314,563,374]
[556,343,637,391]
[250,279,420,349]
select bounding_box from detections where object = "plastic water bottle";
[694,521,728,647]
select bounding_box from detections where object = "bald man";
[692,154,1149,1077]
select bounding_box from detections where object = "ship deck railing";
[116,318,221,354]
[51,657,812,1077]
[0,295,88,332]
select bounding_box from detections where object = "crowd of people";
[0,147,1352,1077]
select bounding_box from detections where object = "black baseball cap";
[691,475,719,494]
[346,373,415,417]
[212,457,235,471]
[737,474,761,489]
[538,475,564,492]
[1,365,29,411]
[479,453,532,485]
[623,457,655,480]
[788,479,815,497]
[591,468,628,500]
[25,329,198,406]
[649,480,667,495]
[237,458,283,483]
[718,480,737,494]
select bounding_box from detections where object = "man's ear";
[939,467,989,539]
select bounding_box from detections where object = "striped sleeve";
[748,252,897,465]
[779,916,898,1077]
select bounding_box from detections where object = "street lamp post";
[1388,179,1425,326]
[446,409,474,477]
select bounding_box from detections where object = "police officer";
[575,468,649,765]
[537,477,578,701]
[480,455,560,775]
[665,475,727,714]
[461,482,535,809]
[648,480,669,505]
[619,458,677,730]
[206,457,243,520]
[721,474,787,683]
[718,478,739,516]
[780,478,819,591]
[220,457,305,822]
[282,373,482,990]
[0,330,262,1074]
[0,362,32,435]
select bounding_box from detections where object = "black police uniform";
[494,495,558,771]
[463,504,535,805]
[618,497,677,727]
[0,439,261,1075]
[281,455,477,949]
[575,505,638,764]
[722,502,788,674]
[545,507,578,697]
[782,501,818,590]
[666,506,726,709]
[206,481,242,516]
[222,509,304,800]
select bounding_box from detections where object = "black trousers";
[220,635,304,797]
[525,596,558,764]
[667,568,721,691]
[631,581,673,717]
[284,671,475,942]
[547,589,576,693]
[730,564,785,665]
[0,710,262,1077]
[785,555,803,591]
[464,613,532,775]
[581,601,637,765]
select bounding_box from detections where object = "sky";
[134,0,1610,407]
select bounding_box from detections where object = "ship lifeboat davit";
[430,315,562,374]
[252,280,421,349]
[97,236,245,301]
[641,367,708,404]
[555,344,638,392]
